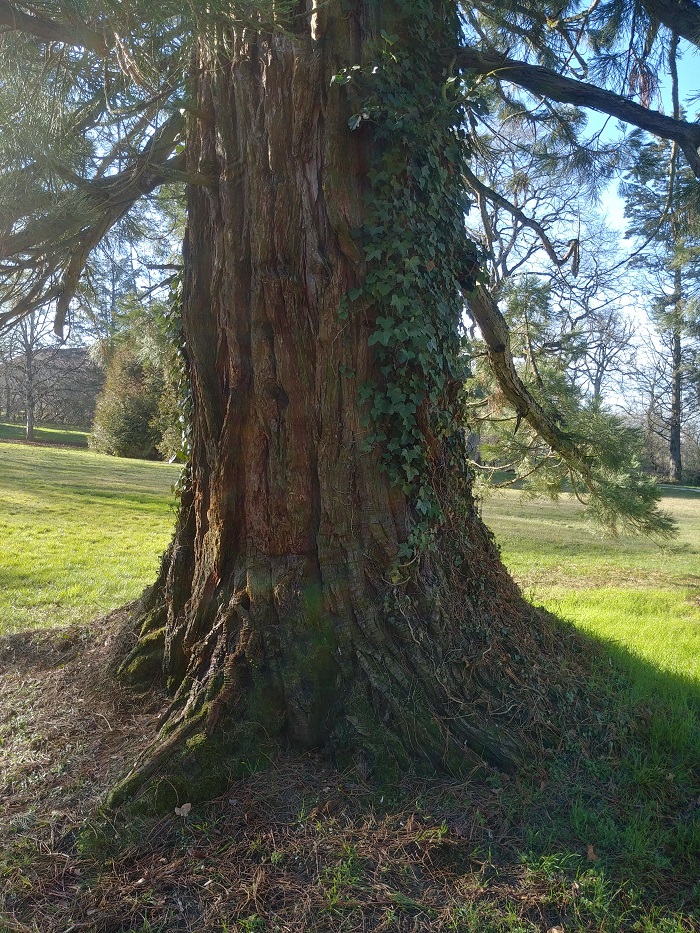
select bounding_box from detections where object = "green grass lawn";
[0,443,178,635]
[0,420,90,445]
[482,487,700,925]
[482,486,700,683]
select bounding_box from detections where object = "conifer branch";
[466,283,676,536]
[456,47,700,176]
[0,1,109,55]
[0,145,186,334]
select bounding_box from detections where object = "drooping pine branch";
[467,283,676,537]
[455,47,700,176]
[0,0,109,54]
[0,112,186,335]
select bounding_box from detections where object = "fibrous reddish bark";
[112,4,579,810]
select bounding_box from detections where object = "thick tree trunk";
[668,276,683,484]
[112,3,575,810]
[24,345,34,442]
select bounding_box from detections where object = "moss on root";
[105,500,590,818]
[106,722,279,816]
[117,624,165,688]
[137,732,272,814]
[107,663,289,815]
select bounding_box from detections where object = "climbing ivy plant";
[335,1,484,560]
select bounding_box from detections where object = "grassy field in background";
[2,436,697,686]
[0,442,178,634]
[482,486,700,685]
[1,446,699,929]
[0,420,90,446]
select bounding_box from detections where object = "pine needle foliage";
[0,0,291,332]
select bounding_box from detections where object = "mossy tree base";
[110,494,583,814]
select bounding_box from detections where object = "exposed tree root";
[110,489,591,814]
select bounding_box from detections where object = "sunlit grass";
[481,486,700,681]
[546,588,700,681]
[0,443,179,635]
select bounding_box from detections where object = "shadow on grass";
[1,614,698,931]
[0,442,178,516]
[513,618,700,901]
[656,485,700,499]
[1,483,174,515]
[0,623,94,673]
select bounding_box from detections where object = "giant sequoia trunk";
[113,3,575,808]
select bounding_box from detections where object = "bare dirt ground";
[0,608,167,930]
[0,611,580,933]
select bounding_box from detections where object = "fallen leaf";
[547,926,565,933]
[586,843,600,862]
[175,802,192,817]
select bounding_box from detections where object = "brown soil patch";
[0,611,691,932]
[0,612,582,932]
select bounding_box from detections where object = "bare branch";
[456,47,700,176]
[0,1,109,55]
[463,164,578,271]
